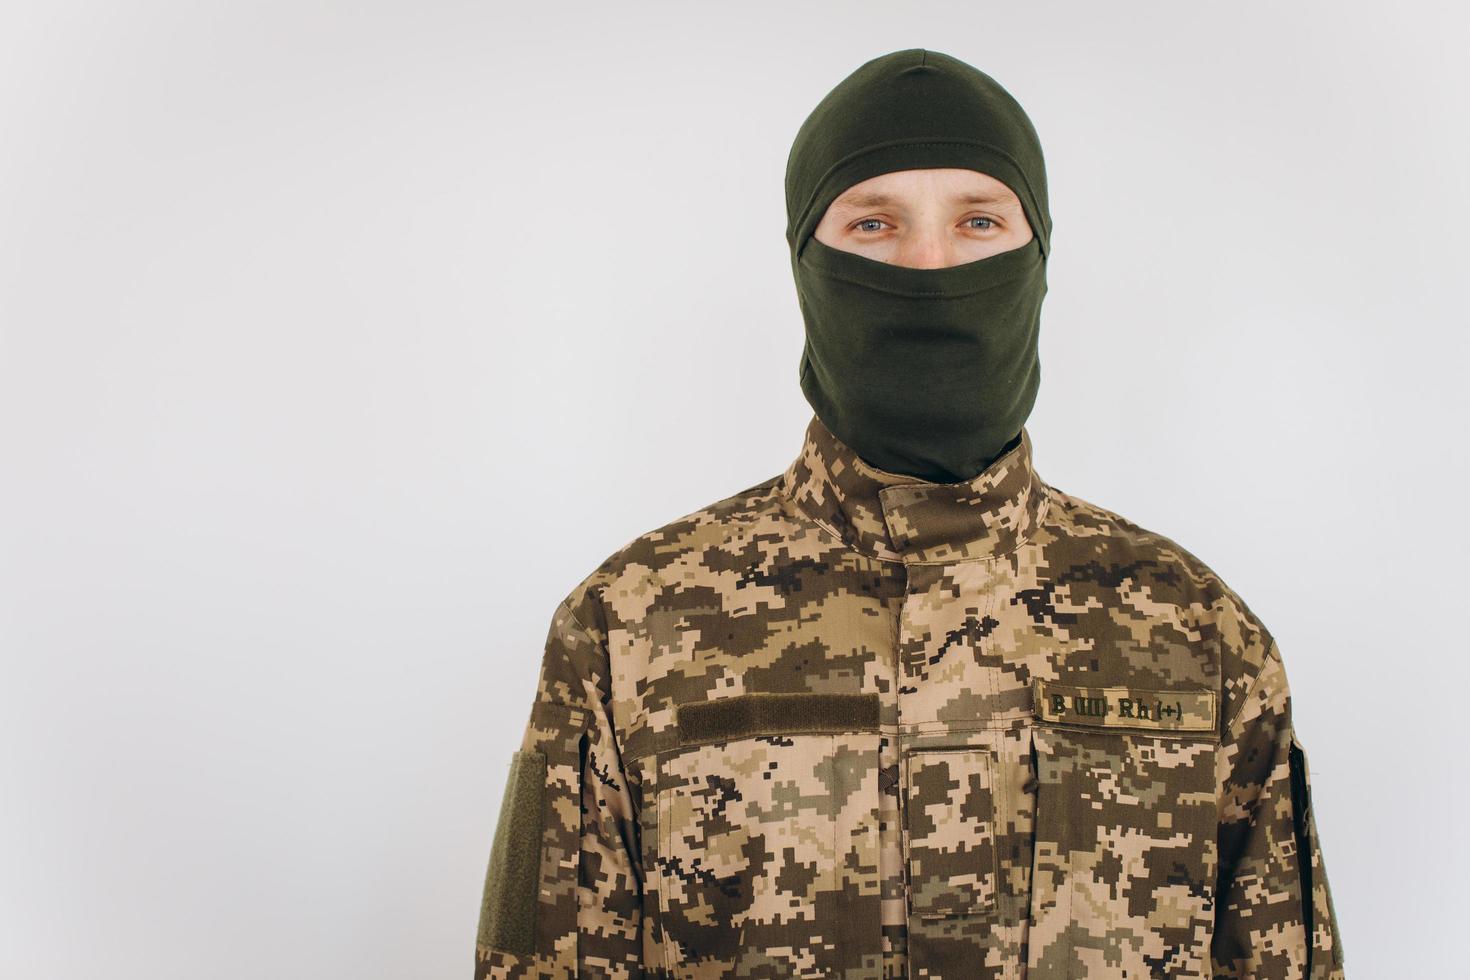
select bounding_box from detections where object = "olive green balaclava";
[786,48,1052,482]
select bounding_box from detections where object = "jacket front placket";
[873,444,1047,980]
[783,416,1049,980]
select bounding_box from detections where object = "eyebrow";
[832,190,1014,209]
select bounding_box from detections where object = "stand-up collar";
[778,413,1049,565]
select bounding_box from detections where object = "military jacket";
[475,414,1345,979]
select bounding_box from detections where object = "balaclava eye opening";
[785,48,1052,483]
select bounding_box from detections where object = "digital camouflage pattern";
[475,414,1344,978]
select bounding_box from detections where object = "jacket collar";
[778,413,1048,565]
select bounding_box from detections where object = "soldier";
[474,47,1344,979]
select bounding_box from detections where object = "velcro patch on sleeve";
[1032,680,1217,734]
[477,748,546,954]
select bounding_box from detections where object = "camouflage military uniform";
[475,413,1345,979]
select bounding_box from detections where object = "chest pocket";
[902,747,999,918]
[1026,681,1221,980]
[650,692,883,979]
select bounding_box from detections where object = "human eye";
[852,218,890,234]
[966,216,997,231]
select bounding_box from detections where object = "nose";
[893,231,955,269]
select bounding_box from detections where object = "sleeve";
[1212,641,1345,979]
[474,598,643,979]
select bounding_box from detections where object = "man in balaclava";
[474,48,1345,980]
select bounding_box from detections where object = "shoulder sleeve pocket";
[477,748,548,955]
[1289,732,1346,976]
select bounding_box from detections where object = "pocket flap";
[902,747,998,919]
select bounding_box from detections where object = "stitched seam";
[622,718,1041,765]
[777,475,1054,567]
[772,471,904,563]
[658,751,673,975]
[553,592,633,765]
[1033,721,1220,743]
[535,698,590,717]
[559,597,600,649]
[1063,764,1076,966]
[830,735,838,900]
[676,723,882,750]
[1221,638,1282,734]
[777,487,907,565]
[983,750,999,914]
[984,588,999,705]
[905,486,1054,566]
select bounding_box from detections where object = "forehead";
[829,168,1020,208]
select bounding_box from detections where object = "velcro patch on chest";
[1031,680,1217,734]
[675,691,882,749]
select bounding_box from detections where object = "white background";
[3,2,1465,977]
